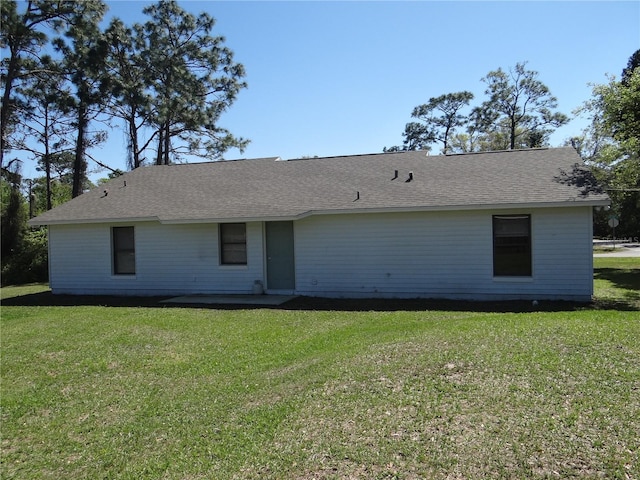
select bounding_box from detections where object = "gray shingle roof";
[29,147,610,225]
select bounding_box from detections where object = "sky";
[17,1,640,179]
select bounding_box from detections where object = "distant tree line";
[385,54,640,239]
[384,62,569,155]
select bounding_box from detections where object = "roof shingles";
[29,147,610,225]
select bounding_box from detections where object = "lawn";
[1,258,639,479]
[593,257,640,309]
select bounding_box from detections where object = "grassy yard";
[593,257,640,309]
[1,258,638,479]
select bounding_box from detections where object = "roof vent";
[392,169,398,180]
[406,172,413,183]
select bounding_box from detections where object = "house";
[29,147,609,301]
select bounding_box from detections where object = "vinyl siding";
[293,207,593,301]
[48,222,264,295]
[48,206,594,300]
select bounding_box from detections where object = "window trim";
[112,226,136,275]
[219,223,247,265]
[492,214,532,277]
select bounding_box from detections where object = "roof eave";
[29,198,610,226]
[155,199,613,224]
[297,199,611,218]
[160,215,301,224]
[28,216,160,227]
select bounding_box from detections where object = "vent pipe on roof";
[355,191,360,201]
[392,170,398,180]
[406,171,413,182]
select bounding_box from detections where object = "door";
[266,221,295,290]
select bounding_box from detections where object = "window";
[493,215,531,277]
[220,223,247,265]
[112,226,135,275]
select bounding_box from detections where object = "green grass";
[593,257,640,309]
[1,259,639,479]
[593,246,625,253]
[0,283,50,300]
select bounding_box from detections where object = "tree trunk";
[45,154,52,210]
[163,121,170,165]
[156,125,164,165]
[72,103,87,198]
[0,47,20,171]
[128,112,140,169]
[443,125,451,154]
[44,104,52,210]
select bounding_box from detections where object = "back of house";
[29,147,609,301]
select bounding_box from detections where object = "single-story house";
[29,147,609,301]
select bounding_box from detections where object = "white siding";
[48,222,264,295]
[293,207,594,301]
[48,206,594,300]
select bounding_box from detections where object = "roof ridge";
[287,147,562,161]
[285,150,431,162]
[444,147,552,157]
[146,156,282,167]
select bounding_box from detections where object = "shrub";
[1,228,48,285]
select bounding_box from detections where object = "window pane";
[114,227,135,250]
[493,216,531,276]
[113,227,135,275]
[220,223,247,265]
[115,251,136,274]
[222,244,247,264]
[221,223,246,243]
[494,216,530,236]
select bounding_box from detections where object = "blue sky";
[21,1,640,178]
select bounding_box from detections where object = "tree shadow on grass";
[592,267,640,311]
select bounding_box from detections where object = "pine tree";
[137,0,248,164]
[52,0,108,197]
[480,62,568,150]
[0,0,78,173]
